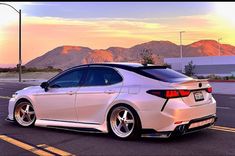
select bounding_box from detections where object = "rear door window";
[84,67,123,86]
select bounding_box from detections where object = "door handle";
[104,90,115,94]
[66,91,75,95]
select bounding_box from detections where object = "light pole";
[179,31,185,73]
[218,38,222,56]
[0,3,22,82]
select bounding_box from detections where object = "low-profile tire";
[14,101,36,127]
[108,104,141,139]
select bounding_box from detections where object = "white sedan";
[7,62,217,139]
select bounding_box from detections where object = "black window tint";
[84,67,122,86]
[49,69,84,88]
[142,68,192,83]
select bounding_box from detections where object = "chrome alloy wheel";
[15,102,36,127]
[110,106,135,138]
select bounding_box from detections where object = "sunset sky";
[0,2,235,66]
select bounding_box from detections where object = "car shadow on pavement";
[32,125,213,143]
[2,121,214,144]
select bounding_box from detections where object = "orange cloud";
[1,14,235,65]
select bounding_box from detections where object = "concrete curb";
[209,80,235,82]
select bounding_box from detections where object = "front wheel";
[14,101,36,127]
[108,105,141,139]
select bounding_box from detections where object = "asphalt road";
[0,82,235,156]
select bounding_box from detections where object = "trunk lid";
[161,79,212,107]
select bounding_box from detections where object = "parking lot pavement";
[210,82,235,95]
[0,82,235,156]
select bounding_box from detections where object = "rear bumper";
[171,114,217,136]
[142,114,217,138]
[140,97,216,132]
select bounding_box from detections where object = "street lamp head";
[0,3,20,13]
[0,2,22,82]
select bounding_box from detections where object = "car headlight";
[12,92,18,98]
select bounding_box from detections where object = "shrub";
[184,61,195,76]
[163,63,172,69]
[139,49,155,65]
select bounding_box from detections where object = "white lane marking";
[217,106,231,110]
[0,96,11,99]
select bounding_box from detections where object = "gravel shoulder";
[0,72,59,85]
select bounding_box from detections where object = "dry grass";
[0,72,59,80]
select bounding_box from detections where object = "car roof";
[73,62,166,70]
[49,62,168,83]
[101,62,144,67]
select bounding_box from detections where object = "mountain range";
[25,40,235,70]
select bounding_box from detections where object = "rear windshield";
[142,68,192,83]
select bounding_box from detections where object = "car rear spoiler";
[137,66,167,69]
[174,79,209,85]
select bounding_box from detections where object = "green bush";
[184,61,195,77]
[230,74,235,80]
[163,63,172,69]
[196,75,206,79]
[210,75,221,80]
[140,49,155,65]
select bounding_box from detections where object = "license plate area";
[194,91,204,102]
[189,118,215,129]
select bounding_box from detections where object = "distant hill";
[25,40,235,70]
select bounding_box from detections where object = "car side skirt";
[35,119,109,133]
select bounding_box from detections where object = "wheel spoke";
[20,108,25,114]
[117,115,122,122]
[123,124,129,132]
[21,113,26,120]
[25,105,30,112]
[123,110,128,119]
[125,119,134,124]
[117,123,122,130]
[28,111,35,115]
[25,114,31,121]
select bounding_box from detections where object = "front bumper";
[142,114,217,138]
[5,117,15,122]
[7,97,16,121]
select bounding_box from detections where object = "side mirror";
[40,81,49,92]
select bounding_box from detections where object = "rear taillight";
[179,90,191,97]
[165,90,180,98]
[206,87,212,93]
[147,90,191,99]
